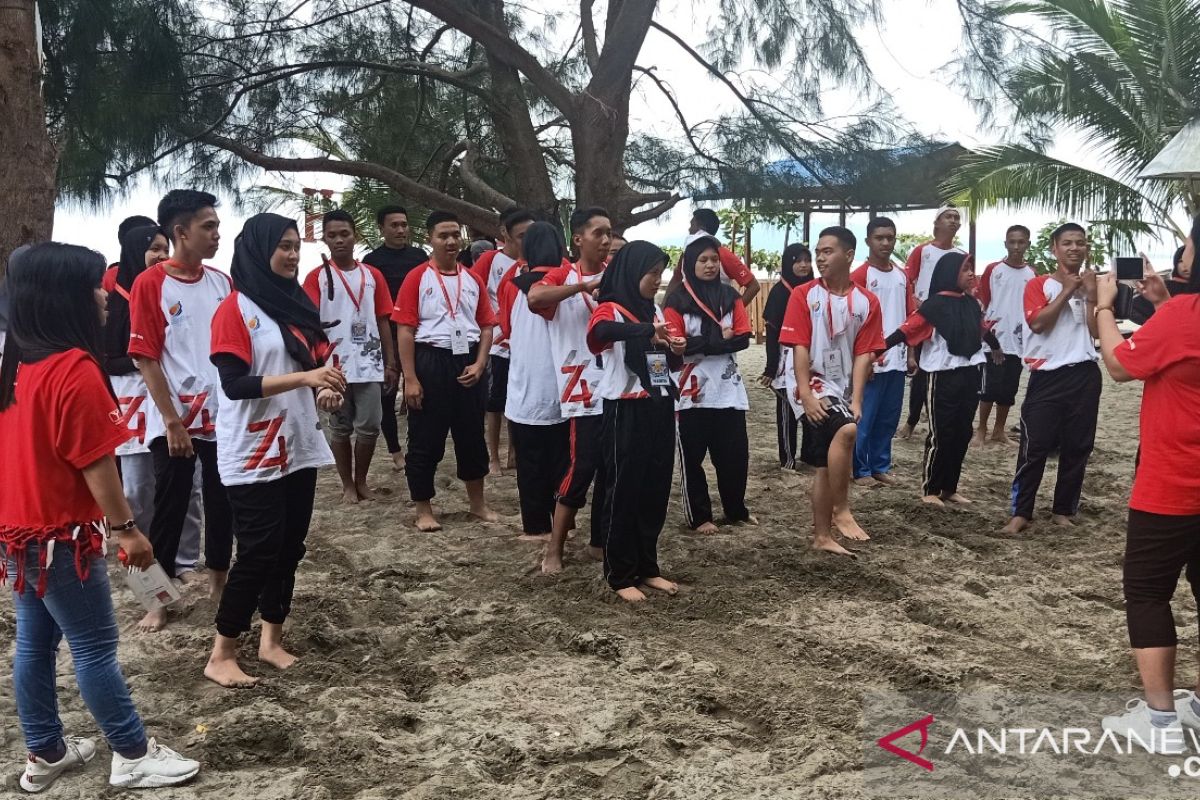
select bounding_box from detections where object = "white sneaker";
[109,738,200,788]
[1101,698,1186,755]
[1174,690,1200,730]
[20,736,97,793]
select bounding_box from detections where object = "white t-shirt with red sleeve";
[1021,274,1097,372]
[894,303,988,373]
[301,261,391,384]
[777,279,885,415]
[535,262,606,418]
[662,302,751,411]
[471,249,516,358]
[851,262,914,373]
[497,264,563,425]
[978,260,1035,356]
[587,303,671,400]
[103,266,151,456]
[391,262,497,350]
[209,292,334,487]
[127,261,232,444]
[906,242,965,301]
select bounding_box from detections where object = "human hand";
[457,362,486,387]
[1095,272,1118,308]
[383,364,399,393]
[1061,271,1083,297]
[165,419,194,458]
[990,349,1005,366]
[116,529,154,571]
[722,326,734,340]
[1080,268,1098,303]
[651,321,672,348]
[404,377,424,411]
[316,388,344,412]
[304,365,347,393]
[758,374,773,389]
[849,400,862,422]
[1137,252,1170,307]
[799,391,828,423]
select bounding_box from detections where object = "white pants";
[120,452,203,572]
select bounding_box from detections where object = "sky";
[49,0,1179,274]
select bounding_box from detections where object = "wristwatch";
[110,518,137,532]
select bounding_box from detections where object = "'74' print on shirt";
[244,416,289,472]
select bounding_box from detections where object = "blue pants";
[7,546,147,756]
[854,370,906,478]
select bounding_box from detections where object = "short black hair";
[157,189,218,241]
[1050,222,1086,244]
[322,209,356,232]
[426,210,459,230]
[375,205,407,228]
[692,208,720,235]
[818,225,856,250]
[569,206,611,234]
[118,215,157,241]
[1006,224,1031,238]
[502,208,536,233]
[866,217,896,236]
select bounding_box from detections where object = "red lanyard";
[432,266,463,320]
[682,276,724,326]
[331,262,366,313]
[574,264,601,311]
[609,302,645,323]
[113,284,131,302]
[820,280,855,341]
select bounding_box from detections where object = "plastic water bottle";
[117,550,181,611]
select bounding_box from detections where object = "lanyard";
[432,266,463,320]
[682,276,724,326]
[574,264,601,311]
[820,280,855,341]
[331,262,366,313]
[113,284,131,302]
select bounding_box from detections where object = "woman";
[587,242,685,602]
[1095,220,1200,751]
[664,235,754,533]
[0,243,199,791]
[881,252,1001,506]
[762,244,813,469]
[205,213,346,688]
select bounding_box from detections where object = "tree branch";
[590,0,655,93]
[190,59,490,101]
[458,140,517,210]
[581,0,600,71]
[633,65,729,168]
[625,193,684,228]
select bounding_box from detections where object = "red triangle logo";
[877,714,935,771]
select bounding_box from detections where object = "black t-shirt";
[363,245,428,300]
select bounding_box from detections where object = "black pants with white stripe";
[1010,360,1101,520]
[774,388,799,469]
[907,365,928,428]
[921,366,980,497]
[678,407,751,528]
[601,396,675,590]
[556,414,608,549]
[510,420,570,535]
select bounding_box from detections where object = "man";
[850,217,913,486]
[393,211,497,531]
[898,206,965,439]
[974,225,1035,446]
[779,226,884,556]
[1001,223,1100,535]
[302,210,397,503]
[665,207,761,305]
[472,208,535,475]
[528,206,613,573]
[129,189,233,631]
[363,205,429,471]
[608,233,627,260]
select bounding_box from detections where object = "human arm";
[134,357,192,457]
[791,345,827,422]
[459,325,492,387]
[82,456,153,569]
[850,352,873,421]
[379,315,398,392]
[1094,273,1133,382]
[1026,275,1081,334]
[211,353,346,400]
[528,264,598,311]
[739,275,761,305]
[396,324,422,409]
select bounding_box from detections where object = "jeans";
[7,546,147,756]
[854,370,906,478]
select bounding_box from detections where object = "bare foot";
[340,485,360,504]
[1051,514,1075,528]
[941,492,972,505]
[208,569,228,602]
[391,452,405,472]
[587,546,604,561]
[506,456,516,471]
[694,521,719,534]
[812,536,856,557]
[990,433,1013,446]
[258,642,298,670]
[517,532,551,542]
[896,423,915,440]
[177,569,204,585]
[541,551,564,575]
[833,509,870,541]
[1000,516,1030,535]
[416,511,442,532]
[873,473,897,486]
[853,476,877,487]
[488,460,503,477]
[356,484,376,501]
[615,586,647,602]
[137,607,168,632]
[204,656,259,688]
[921,494,946,507]
[469,506,499,523]
[736,515,759,526]
[971,429,987,448]
[640,576,678,595]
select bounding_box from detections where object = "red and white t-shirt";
[1021,274,1097,371]
[978,260,1035,356]
[777,280,884,414]
[906,242,966,301]
[472,249,517,358]
[128,261,232,443]
[536,262,606,418]
[103,267,151,456]
[587,303,672,400]
[663,303,751,411]
[301,261,391,384]
[1113,295,1200,515]
[894,299,988,372]
[209,293,335,486]
[851,262,915,373]
[497,263,563,425]
[392,262,497,350]
[0,349,131,530]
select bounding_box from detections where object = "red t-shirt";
[0,349,132,530]
[1113,295,1200,515]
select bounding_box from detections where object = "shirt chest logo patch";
[168,300,184,318]
[246,315,261,332]
[810,299,822,313]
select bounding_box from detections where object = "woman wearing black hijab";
[586,241,685,602]
[762,244,813,468]
[204,213,347,688]
[664,236,754,533]
[882,252,1002,506]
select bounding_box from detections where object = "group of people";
[1,183,1199,790]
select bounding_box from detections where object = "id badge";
[350,319,368,343]
[450,327,469,355]
[823,349,846,385]
[1070,297,1085,324]
[646,352,670,387]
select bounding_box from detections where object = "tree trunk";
[0,0,57,274]
[572,89,634,227]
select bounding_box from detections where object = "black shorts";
[556,414,604,508]
[800,397,855,468]
[978,353,1023,406]
[487,355,509,413]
